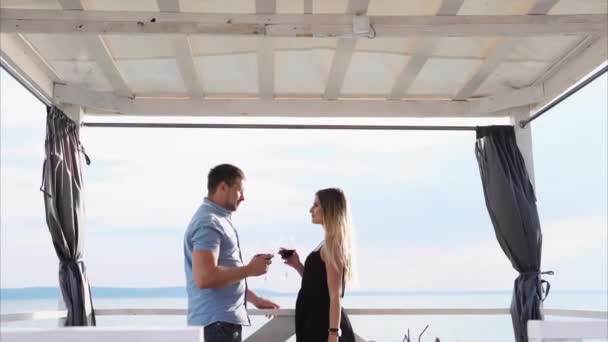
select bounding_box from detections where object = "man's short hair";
[207,164,245,194]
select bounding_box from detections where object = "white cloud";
[2,69,605,292]
[77,126,458,231]
[1,143,45,161]
[351,215,608,292]
[543,215,607,263]
[0,166,46,226]
[541,215,608,290]
[2,120,605,291]
[356,237,517,291]
[0,230,57,288]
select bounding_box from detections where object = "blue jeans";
[204,321,242,342]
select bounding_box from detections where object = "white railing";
[2,308,607,342]
[0,327,204,342]
[528,320,608,342]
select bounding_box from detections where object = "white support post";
[61,104,83,126]
[511,109,535,187]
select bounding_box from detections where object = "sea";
[1,289,606,342]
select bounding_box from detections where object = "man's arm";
[192,249,253,289]
[247,289,280,309]
[190,219,270,289]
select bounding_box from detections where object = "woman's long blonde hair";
[317,188,354,283]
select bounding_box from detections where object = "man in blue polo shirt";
[184,164,279,342]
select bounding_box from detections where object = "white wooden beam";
[168,36,204,98]
[533,34,607,112]
[389,0,464,100]
[389,38,439,99]
[0,33,55,104]
[56,2,132,97]
[527,0,560,15]
[156,0,204,99]
[3,32,61,86]
[478,84,545,114]
[84,35,132,96]
[453,0,559,100]
[257,38,274,99]
[324,0,369,100]
[61,104,83,125]
[54,83,544,117]
[453,39,520,100]
[436,0,465,16]
[256,0,275,100]
[304,0,313,14]
[2,9,606,37]
[532,34,601,86]
[345,0,370,15]
[324,39,357,100]
[255,0,276,15]
[57,0,87,11]
[155,0,180,13]
[14,34,61,83]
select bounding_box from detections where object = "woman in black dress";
[281,188,355,342]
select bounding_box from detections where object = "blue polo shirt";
[184,198,249,326]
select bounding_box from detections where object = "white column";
[510,109,536,187]
[61,104,83,125]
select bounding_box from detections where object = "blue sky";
[1,68,606,293]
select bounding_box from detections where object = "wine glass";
[253,241,275,284]
[278,236,296,280]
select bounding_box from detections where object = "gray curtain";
[40,106,95,326]
[475,126,550,342]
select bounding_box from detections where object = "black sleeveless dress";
[295,250,355,342]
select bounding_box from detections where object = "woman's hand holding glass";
[279,247,304,276]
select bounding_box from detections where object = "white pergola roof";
[0,0,606,118]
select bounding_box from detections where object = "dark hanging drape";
[475,125,550,342]
[40,106,95,326]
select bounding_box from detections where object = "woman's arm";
[321,247,343,342]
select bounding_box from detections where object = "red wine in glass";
[278,249,295,259]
